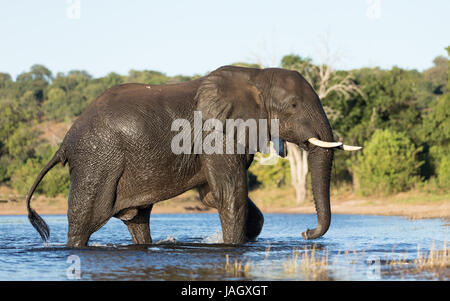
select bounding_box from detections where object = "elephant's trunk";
[300,99,335,240]
[301,147,333,240]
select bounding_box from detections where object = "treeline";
[249,49,449,196]
[0,49,448,199]
[0,67,198,196]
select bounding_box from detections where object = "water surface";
[0,214,447,280]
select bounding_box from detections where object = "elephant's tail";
[26,149,65,243]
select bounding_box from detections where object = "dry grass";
[224,254,252,278]
[387,241,449,280]
[281,246,331,280]
[223,244,332,280]
[222,242,449,280]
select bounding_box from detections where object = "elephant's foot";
[198,184,264,243]
[122,207,152,244]
[67,233,90,248]
[220,200,263,244]
[219,202,248,245]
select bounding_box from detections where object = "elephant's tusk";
[307,138,342,148]
[338,144,363,151]
[307,138,362,151]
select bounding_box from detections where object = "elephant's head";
[196,66,361,240]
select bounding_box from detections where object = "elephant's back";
[94,80,202,110]
[61,80,206,202]
[62,79,201,153]
[94,81,200,135]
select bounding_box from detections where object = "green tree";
[355,129,423,195]
[4,125,39,162]
[127,70,169,84]
[0,73,12,89]
[0,101,22,143]
[16,64,52,102]
[42,87,68,121]
[10,144,70,197]
[43,71,94,121]
[437,154,450,190]
[249,159,291,189]
[424,55,448,94]
[419,46,450,185]
[101,72,125,89]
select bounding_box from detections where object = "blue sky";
[0,0,448,79]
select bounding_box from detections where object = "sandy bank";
[1,187,448,220]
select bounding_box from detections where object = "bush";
[249,157,291,189]
[437,154,450,190]
[4,125,39,162]
[0,155,12,183]
[10,145,70,197]
[355,129,423,195]
[10,158,43,196]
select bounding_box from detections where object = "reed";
[222,242,448,280]
[281,245,331,280]
[224,254,251,278]
[387,241,449,279]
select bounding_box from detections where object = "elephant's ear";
[195,66,265,124]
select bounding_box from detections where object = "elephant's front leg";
[202,155,249,244]
[198,184,264,241]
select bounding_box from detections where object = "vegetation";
[0,47,448,200]
[355,129,422,195]
[222,242,449,280]
[0,67,199,197]
[251,47,449,198]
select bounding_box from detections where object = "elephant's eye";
[292,103,297,108]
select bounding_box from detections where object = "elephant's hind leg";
[67,164,122,248]
[121,206,153,244]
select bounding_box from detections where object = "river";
[0,214,447,280]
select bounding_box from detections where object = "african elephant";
[26,65,360,247]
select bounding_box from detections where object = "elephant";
[26,65,360,247]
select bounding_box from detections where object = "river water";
[0,214,447,280]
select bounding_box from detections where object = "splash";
[155,236,178,244]
[202,230,223,244]
[89,242,111,247]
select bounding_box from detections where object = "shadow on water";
[0,214,448,280]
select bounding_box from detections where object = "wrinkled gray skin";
[26,66,335,247]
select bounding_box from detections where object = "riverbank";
[0,186,449,220]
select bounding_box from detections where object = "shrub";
[437,154,450,190]
[10,145,70,197]
[0,155,12,183]
[249,157,291,189]
[355,129,423,195]
[10,158,43,196]
[4,125,39,162]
